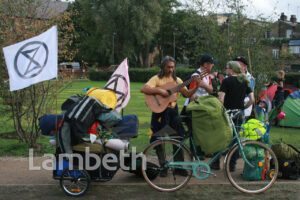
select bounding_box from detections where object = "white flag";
[3,26,58,91]
[104,58,130,112]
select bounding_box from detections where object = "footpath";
[0,157,300,200]
[1,157,299,186]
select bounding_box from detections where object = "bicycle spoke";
[225,140,278,194]
[142,139,193,192]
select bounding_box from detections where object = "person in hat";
[234,56,255,118]
[210,61,254,171]
[181,54,216,159]
[188,54,216,101]
[182,54,216,109]
[140,55,201,177]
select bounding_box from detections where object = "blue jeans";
[150,105,185,143]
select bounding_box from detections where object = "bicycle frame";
[162,110,255,180]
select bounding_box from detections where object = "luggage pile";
[271,142,300,180]
[186,95,232,155]
[239,118,270,181]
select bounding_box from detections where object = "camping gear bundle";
[40,87,140,180]
[242,144,267,181]
[271,142,300,180]
[238,118,270,181]
[58,88,119,154]
[186,95,232,155]
[239,119,269,144]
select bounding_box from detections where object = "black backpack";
[61,94,84,113]
[278,159,299,180]
[63,95,111,145]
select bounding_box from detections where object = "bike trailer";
[186,96,232,155]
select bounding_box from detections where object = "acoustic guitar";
[144,70,208,113]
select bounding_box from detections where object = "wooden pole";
[247,48,258,119]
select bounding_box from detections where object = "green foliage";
[262,38,290,47]
[88,67,195,82]
[280,52,298,60]
[1,80,299,156]
[70,0,164,67]
[0,0,78,147]
[87,68,113,81]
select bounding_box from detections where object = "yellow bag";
[86,87,117,109]
[240,119,266,140]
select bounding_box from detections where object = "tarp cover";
[186,96,232,155]
[279,91,300,128]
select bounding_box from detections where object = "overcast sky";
[63,0,300,22]
[245,0,300,22]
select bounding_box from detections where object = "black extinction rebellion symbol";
[14,41,49,79]
[104,74,129,109]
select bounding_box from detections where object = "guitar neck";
[170,72,207,94]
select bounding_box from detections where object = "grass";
[0,80,299,156]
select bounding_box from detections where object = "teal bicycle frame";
[165,110,255,180]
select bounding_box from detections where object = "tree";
[0,0,75,147]
[70,0,163,67]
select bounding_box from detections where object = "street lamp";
[227,18,230,45]
[173,32,176,58]
[173,28,177,59]
[112,32,116,65]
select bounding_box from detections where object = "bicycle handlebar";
[225,109,243,119]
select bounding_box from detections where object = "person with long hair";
[234,56,255,118]
[210,61,254,171]
[140,56,201,177]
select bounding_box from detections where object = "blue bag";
[111,115,139,138]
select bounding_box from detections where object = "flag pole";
[55,77,58,148]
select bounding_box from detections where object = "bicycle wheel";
[60,167,90,196]
[142,139,193,192]
[225,140,278,194]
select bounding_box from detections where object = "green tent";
[279,91,300,128]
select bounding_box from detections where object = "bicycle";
[141,109,279,194]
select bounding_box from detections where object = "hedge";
[267,72,300,88]
[285,72,300,88]
[88,68,300,88]
[88,67,196,82]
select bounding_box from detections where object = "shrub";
[285,72,300,88]
[88,67,196,82]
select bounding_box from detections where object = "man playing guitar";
[140,56,202,177]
